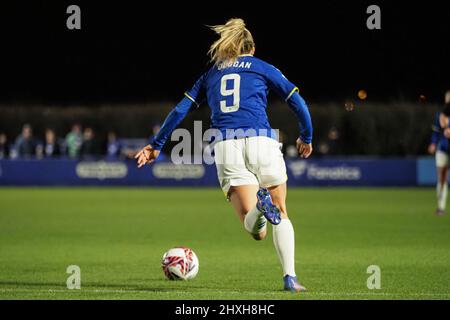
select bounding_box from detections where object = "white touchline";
[0,288,450,297]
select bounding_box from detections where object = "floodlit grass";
[0,187,449,299]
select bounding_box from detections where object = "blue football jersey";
[184,55,299,139]
[431,112,449,152]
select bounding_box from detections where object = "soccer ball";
[161,247,199,280]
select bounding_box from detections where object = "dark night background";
[1,0,449,105]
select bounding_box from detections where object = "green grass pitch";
[0,187,449,300]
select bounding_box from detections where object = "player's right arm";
[288,92,313,158]
[264,64,313,158]
[135,74,206,168]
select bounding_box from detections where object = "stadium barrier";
[416,157,443,186]
[0,102,440,157]
[0,157,431,187]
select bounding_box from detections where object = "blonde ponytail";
[207,18,255,64]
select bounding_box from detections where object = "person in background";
[106,131,122,159]
[65,124,82,158]
[318,127,342,156]
[327,127,341,155]
[15,124,38,158]
[0,133,9,159]
[43,129,61,158]
[429,90,450,216]
[80,127,99,157]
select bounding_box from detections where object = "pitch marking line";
[1,288,450,297]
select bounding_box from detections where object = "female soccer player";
[429,90,450,216]
[135,18,313,292]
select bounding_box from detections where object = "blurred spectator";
[278,130,288,154]
[0,133,9,159]
[286,145,298,158]
[327,127,341,155]
[43,129,61,158]
[106,131,122,159]
[80,127,99,157]
[318,127,342,156]
[65,124,82,158]
[15,124,38,158]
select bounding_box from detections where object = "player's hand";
[444,128,450,139]
[440,113,449,129]
[296,138,313,158]
[135,144,160,168]
[428,143,436,155]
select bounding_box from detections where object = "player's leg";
[435,151,448,215]
[247,136,305,292]
[267,183,288,219]
[267,183,304,291]
[436,166,447,215]
[228,185,267,240]
[214,139,267,239]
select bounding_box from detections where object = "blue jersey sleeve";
[150,96,196,151]
[431,112,442,145]
[287,91,313,144]
[184,73,207,107]
[150,73,207,150]
[264,65,298,101]
[264,64,313,144]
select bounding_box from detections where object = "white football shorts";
[213,136,288,195]
[436,150,449,168]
